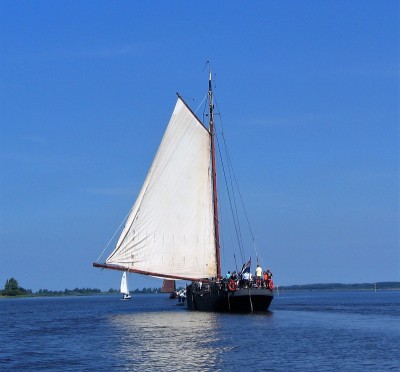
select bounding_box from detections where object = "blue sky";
[1,1,398,291]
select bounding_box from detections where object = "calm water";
[1,291,399,371]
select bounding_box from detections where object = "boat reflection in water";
[108,308,222,369]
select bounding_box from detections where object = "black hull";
[186,284,273,313]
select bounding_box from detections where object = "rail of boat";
[185,278,274,313]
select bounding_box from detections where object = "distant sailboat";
[94,71,274,312]
[161,279,177,299]
[120,271,131,300]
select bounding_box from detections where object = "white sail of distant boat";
[120,271,131,300]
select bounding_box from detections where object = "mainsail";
[104,98,217,280]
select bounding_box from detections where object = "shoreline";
[1,282,399,298]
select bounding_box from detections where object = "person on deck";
[242,271,250,287]
[255,264,262,287]
[265,269,273,290]
[225,271,231,280]
[263,271,268,287]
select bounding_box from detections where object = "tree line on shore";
[0,277,165,297]
[2,277,399,297]
[278,282,400,291]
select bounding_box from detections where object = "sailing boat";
[161,279,178,299]
[93,72,273,312]
[120,271,131,300]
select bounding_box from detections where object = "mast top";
[208,69,214,130]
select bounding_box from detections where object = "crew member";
[255,264,262,287]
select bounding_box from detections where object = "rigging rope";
[213,96,261,264]
[216,135,245,263]
[96,207,133,262]
[195,93,208,115]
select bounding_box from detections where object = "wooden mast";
[208,70,222,279]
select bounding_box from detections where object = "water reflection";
[108,308,221,371]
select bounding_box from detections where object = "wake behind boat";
[93,71,274,312]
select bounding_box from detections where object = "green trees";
[1,277,30,296]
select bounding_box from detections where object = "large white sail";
[120,271,129,295]
[106,98,216,279]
